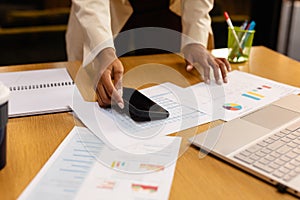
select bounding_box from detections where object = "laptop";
[190,94,300,197]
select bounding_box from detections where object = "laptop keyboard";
[234,120,300,182]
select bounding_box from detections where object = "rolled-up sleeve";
[181,0,213,49]
[68,0,115,67]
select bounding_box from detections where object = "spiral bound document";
[0,68,75,117]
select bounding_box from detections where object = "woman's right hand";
[93,48,124,109]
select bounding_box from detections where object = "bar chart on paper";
[184,70,300,121]
[18,127,104,200]
[241,84,273,101]
[18,127,181,200]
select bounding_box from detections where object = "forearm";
[181,0,214,49]
[71,0,115,66]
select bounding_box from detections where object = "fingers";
[206,53,232,84]
[182,43,232,85]
[112,59,124,91]
[215,58,231,83]
[215,59,227,83]
[207,56,221,84]
[111,59,124,108]
[202,61,211,84]
[217,57,231,73]
[96,59,124,109]
[185,55,194,72]
[96,74,124,109]
[96,82,110,108]
[222,57,231,72]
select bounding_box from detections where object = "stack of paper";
[178,70,300,121]
[16,69,300,199]
[18,127,181,200]
[0,68,74,117]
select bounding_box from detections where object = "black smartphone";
[113,87,169,122]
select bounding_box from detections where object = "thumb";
[185,55,194,72]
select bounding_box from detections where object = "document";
[0,68,75,117]
[71,83,212,150]
[18,126,181,200]
[181,70,300,121]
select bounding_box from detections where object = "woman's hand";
[182,43,231,84]
[94,48,124,108]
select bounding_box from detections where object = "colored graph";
[223,103,242,111]
[111,161,125,168]
[139,164,164,171]
[131,183,158,193]
[262,85,271,89]
[242,84,271,100]
[97,180,116,190]
[242,91,264,100]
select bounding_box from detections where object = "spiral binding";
[9,81,74,91]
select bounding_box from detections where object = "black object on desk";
[113,87,169,122]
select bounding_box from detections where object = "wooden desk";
[0,46,299,199]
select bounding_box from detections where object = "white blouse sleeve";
[181,0,213,49]
[69,0,115,67]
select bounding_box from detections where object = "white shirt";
[66,0,214,67]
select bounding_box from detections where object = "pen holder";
[227,26,255,63]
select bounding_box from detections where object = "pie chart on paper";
[223,103,242,111]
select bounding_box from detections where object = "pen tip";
[224,11,229,19]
